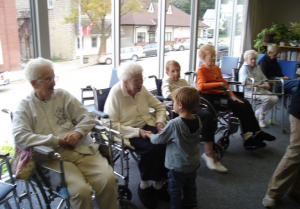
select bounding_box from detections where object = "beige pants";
[267,114,300,199]
[42,150,118,209]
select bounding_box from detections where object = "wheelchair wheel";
[128,149,140,163]
[213,143,225,160]
[14,178,45,209]
[199,97,218,131]
[118,185,132,200]
[118,199,138,209]
[217,135,230,150]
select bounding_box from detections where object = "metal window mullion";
[157,0,166,79]
[112,0,120,68]
[214,0,221,53]
[189,0,200,74]
[229,0,237,56]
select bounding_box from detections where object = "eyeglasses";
[205,54,216,59]
[132,77,146,85]
[37,76,59,83]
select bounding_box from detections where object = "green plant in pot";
[288,22,300,46]
[273,23,289,46]
[254,28,275,52]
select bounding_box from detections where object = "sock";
[243,132,251,140]
[153,181,163,190]
[140,181,149,189]
[255,130,261,136]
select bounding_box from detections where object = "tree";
[62,0,148,56]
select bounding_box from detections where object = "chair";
[0,152,20,209]
[278,60,298,79]
[220,56,240,75]
[257,53,266,64]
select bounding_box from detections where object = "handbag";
[11,147,36,181]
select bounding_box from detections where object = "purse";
[11,147,36,181]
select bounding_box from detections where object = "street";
[0,50,198,145]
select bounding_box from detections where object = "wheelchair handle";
[148,75,157,79]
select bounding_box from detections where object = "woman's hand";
[257,83,270,89]
[156,122,164,133]
[145,132,154,138]
[139,129,152,139]
[231,95,244,103]
[60,131,82,148]
[220,82,229,89]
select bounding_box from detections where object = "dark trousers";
[202,93,260,134]
[168,170,197,209]
[276,79,300,95]
[129,125,168,181]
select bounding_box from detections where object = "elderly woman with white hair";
[12,57,118,209]
[104,61,169,209]
[239,50,279,128]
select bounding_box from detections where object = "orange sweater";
[196,64,234,96]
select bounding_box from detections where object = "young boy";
[146,86,201,209]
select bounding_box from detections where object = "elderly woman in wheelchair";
[161,60,228,173]
[197,44,276,150]
[12,57,118,209]
[104,61,170,209]
[239,50,279,128]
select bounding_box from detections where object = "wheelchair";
[2,109,138,209]
[148,75,226,159]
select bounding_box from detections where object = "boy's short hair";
[172,86,200,112]
[166,60,181,73]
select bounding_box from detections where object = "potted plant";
[273,23,289,45]
[254,28,275,52]
[83,56,89,64]
[288,22,300,46]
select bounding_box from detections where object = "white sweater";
[12,89,99,155]
[162,78,190,99]
[104,81,166,144]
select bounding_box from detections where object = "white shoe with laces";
[201,153,216,171]
[215,162,228,173]
[262,194,276,209]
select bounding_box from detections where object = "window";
[92,37,97,48]
[77,38,84,49]
[165,32,171,41]
[137,32,145,43]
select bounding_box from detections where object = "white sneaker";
[255,109,260,121]
[201,153,216,171]
[259,116,267,128]
[262,194,276,209]
[215,162,228,173]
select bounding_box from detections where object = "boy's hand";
[156,122,164,133]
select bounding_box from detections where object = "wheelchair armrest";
[184,71,195,75]
[213,87,227,91]
[0,152,9,157]
[227,81,242,85]
[92,110,109,118]
[33,145,55,155]
[156,95,172,101]
[92,125,106,132]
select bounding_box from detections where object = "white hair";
[267,44,279,53]
[117,61,143,81]
[24,57,54,81]
[243,50,258,60]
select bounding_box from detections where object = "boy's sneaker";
[254,131,276,141]
[201,153,216,171]
[262,194,276,209]
[244,137,266,150]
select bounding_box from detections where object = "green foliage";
[51,56,71,63]
[0,142,14,175]
[288,22,300,41]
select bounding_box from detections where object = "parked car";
[98,46,146,64]
[197,38,212,48]
[172,39,191,51]
[216,44,229,61]
[0,71,10,86]
[142,43,170,57]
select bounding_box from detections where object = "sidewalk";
[7,55,99,83]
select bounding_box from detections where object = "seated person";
[147,86,202,209]
[12,57,118,209]
[162,60,227,173]
[239,50,279,128]
[260,44,299,95]
[197,44,276,150]
[104,61,169,209]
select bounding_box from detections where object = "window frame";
[137,32,145,43]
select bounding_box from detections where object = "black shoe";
[254,131,276,141]
[138,184,157,209]
[152,184,170,202]
[244,137,266,150]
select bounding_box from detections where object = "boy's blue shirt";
[150,115,202,173]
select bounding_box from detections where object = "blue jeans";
[276,79,300,95]
[168,170,197,209]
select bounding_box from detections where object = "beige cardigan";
[104,81,166,146]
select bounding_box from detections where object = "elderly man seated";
[12,57,118,209]
[259,44,299,95]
